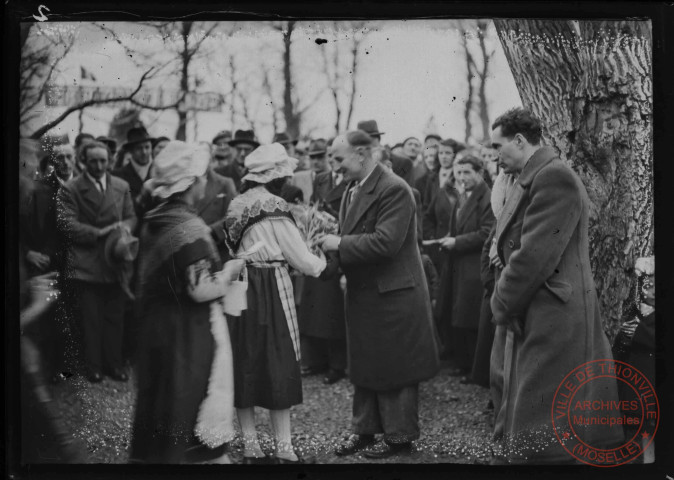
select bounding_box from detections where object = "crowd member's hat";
[272,132,298,146]
[123,126,154,149]
[96,136,118,153]
[212,130,233,145]
[228,129,260,148]
[357,120,385,137]
[104,227,139,299]
[307,138,328,157]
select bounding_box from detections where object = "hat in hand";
[104,227,139,299]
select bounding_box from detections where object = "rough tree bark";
[493,19,653,338]
[175,21,193,141]
[475,20,494,143]
[460,26,474,144]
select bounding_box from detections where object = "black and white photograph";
[7,1,672,475]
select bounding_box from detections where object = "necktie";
[346,184,360,213]
[96,180,105,193]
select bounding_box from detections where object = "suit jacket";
[489,146,620,462]
[215,162,246,192]
[311,171,347,219]
[195,168,237,259]
[337,164,439,391]
[58,173,137,283]
[446,181,494,329]
[289,170,315,204]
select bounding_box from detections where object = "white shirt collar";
[357,165,377,188]
[130,158,152,181]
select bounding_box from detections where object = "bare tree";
[493,19,652,337]
[318,21,367,135]
[457,20,496,144]
[20,23,76,132]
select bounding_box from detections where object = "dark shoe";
[106,367,128,382]
[363,441,412,459]
[335,434,375,456]
[323,369,346,384]
[459,375,474,385]
[301,366,327,377]
[86,369,103,383]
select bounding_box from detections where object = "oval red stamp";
[551,359,659,467]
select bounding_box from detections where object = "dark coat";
[24,173,67,274]
[280,183,304,204]
[422,182,457,274]
[490,147,621,462]
[195,168,237,260]
[215,162,246,192]
[311,171,347,218]
[298,171,347,339]
[57,173,137,284]
[447,181,494,329]
[390,153,415,187]
[338,164,439,391]
[111,162,153,223]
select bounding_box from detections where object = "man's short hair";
[439,138,464,153]
[346,130,373,148]
[402,136,420,146]
[80,141,110,162]
[424,134,442,143]
[74,133,95,148]
[491,108,543,145]
[456,154,484,172]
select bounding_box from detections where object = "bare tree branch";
[29,68,156,139]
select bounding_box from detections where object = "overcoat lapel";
[455,181,486,233]
[338,180,353,229]
[341,165,384,235]
[493,147,559,262]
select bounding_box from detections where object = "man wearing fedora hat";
[58,141,137,383]
[357,120,415,187]
[219,129,260,191]
[112,126,155,220]
[273,132,298,157]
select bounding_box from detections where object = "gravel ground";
[51,361,494,464]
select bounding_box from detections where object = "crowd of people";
[17,108,654,465]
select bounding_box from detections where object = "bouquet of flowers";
[289,203,339,255]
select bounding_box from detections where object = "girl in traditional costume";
[131,141,240,463]
[224,143,326,464]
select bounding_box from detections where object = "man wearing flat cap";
[58,141,137,383]
[211,130,235,174]
[357,120,415,187]
[288,138,329,204]
[218,129,259,191]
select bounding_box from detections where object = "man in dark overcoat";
[58,141,137,383]
[195,166,237,261]
[488,108,621,463]
[320,131,439,459]
[112,126,155,223]
[435,155,494,378]
[298,150,348,384]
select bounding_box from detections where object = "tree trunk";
[282,21,300,138]
[461,28,474,144]
[175,21,193,141]
[493,19,653,338]
[476,21,492,143]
